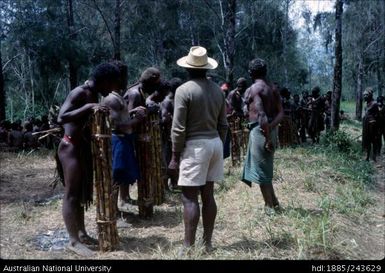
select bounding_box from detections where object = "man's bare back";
[103,91,134,134]
[246,79,282,130]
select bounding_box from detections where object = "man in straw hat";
[168,46,228,254]
[242,58,284,216]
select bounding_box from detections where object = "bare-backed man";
[102,61,146,211]
[242,58,284,215]
[57,63,120,256]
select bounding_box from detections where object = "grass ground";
[0,110,384,260]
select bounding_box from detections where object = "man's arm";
[57,88,98,124]
[160,100,172,125]
[125,90,143,111]
[269,88,284,130]
[103,97,145,130]
[251,84,275,152]
[168,88,187,170]
[171,89,187,153]
[218,93,229,143]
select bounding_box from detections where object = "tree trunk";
[0,42,5,121]
[113,0,121,60]
[222,0,236,87]
[379,0,385,97]
[67,0,78,89]
[355,55,364,120]
[331,0,343,131]
[377,61,383,97]
[282,0,290,87]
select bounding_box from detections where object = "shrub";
[321,130,353,153]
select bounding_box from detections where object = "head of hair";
[90,63,120,87]
[110,60,128,91]
[24,122,33,131]
[170,77,183,93]
[311,86,321,97]
[139,67,161,85]
[11,122,20,131]
[364,87,373,96]
[280,87,290,98]
[236,77,247,89]
[157,80,171,97]
[248,58,267,78]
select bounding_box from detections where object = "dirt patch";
[0,150,384,260]
[0,152,63,204]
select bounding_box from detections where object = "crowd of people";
[0,111,61,151]
[2,46,384,258]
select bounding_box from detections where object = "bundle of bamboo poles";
[90,109,119,251]
[228,115,242,166]
[241,118,249,156]
[136,116,154,218]
[136,112,164,218]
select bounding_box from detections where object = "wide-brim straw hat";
[177,46,218,70]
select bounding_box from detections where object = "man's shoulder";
[69,85,91,100]
[123,87,141,99]
[104,92,125,109]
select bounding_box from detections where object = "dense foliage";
[1,0,384,121]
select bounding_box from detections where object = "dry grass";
[0,128,384,260]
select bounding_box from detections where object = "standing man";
[307,86,325,143]
[227,78,248,165]
[299,91,310,143]
[362,88,380,161]
[102,61,146,212]
[242,58,284,215]
[57,63,121,257]
[168,46,228,253]
[160,78,183,192]
[124,67,165,217]
[227,77,247,117]
[376,96,385,154]
[324,91,332,131]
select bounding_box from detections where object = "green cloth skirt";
[241,122,277,186]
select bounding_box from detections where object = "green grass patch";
[340,101,356,115]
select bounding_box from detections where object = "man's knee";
[64,193,80,206]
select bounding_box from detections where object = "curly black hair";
[90,63,120,85]
[248,58,267,78]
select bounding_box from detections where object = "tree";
[113,0,121,60]
[0,42,4,121]
[331,0,343,131]
[67,0,78,89]
[221,0,236,86]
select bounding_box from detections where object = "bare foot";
[79,234,98,246]
[66,242,94,257]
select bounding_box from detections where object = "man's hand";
[264,138,273,153]
[90,104,109,113]
[131,106,147,120]
[168,152,180,178]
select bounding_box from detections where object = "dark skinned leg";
[181,186,200,247]
[59,143,93,256]
[260,183,279,208]
[120,185,129,202]
[200,182,217,248]
[78,209,98,245]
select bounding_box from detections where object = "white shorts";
[178,137,224,187]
